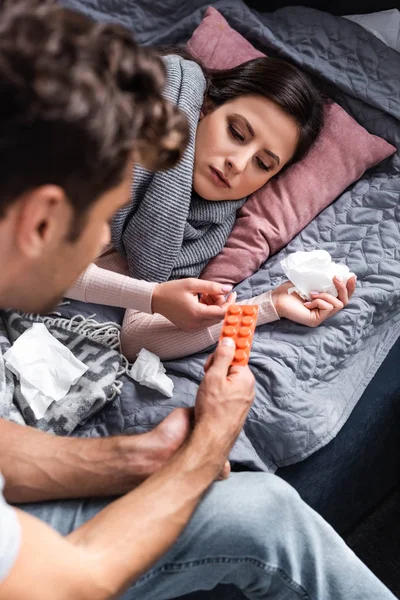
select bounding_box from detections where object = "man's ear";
[15,185,72,258]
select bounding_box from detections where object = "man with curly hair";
[0,1,395,599]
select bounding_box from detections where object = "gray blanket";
[52,1,399,470]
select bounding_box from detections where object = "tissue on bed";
[129,348,174,398]
[3,323,88,419]
[281,250,355,301]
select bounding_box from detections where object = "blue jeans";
[19,473,395,600]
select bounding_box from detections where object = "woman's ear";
[200,96,214,118]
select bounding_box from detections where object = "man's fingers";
[204,353,214,373]
[228,365,256,398]
[217,460,231,480]
[208,338,236,376]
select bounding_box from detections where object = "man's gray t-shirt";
[0,473,20,582]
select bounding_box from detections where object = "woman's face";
[193,94,299,201]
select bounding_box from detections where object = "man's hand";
[152,278,234,331]
[272,276,357,327]
[0,343,255,600]
[194,338,256,462]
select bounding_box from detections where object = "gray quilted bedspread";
[59,0,400,471]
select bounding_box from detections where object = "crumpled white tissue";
[129,348,174,398]
[280,250,355,301]
[3,323,88,419]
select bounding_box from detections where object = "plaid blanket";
[0,308,128,435]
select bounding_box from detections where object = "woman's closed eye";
[228,123,245,142]
[256,157,271,172]
[228,122,271,172]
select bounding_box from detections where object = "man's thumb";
[209,337,235,374]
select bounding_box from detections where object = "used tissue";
[129,348,174,398]
[4,323,88,419]
[281,250,355,301]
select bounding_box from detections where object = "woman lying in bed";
[68,53,356,361]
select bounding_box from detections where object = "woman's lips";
[209,166,230,188]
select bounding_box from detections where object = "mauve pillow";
[187,7,396,285]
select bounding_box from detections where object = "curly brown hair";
[0,0,188,225]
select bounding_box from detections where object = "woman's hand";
[152,278,235,331]
[200,291,237,308]
[271,276,356,327]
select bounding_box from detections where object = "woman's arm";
[121,291,279,361]
[67,263,237,331]
[67,263,155,314]
[120,276,356,362]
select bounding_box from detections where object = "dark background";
[246,0,398,15]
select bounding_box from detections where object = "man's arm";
[3,429,226,600]
[0,418,181,503]
[1,339,255,600]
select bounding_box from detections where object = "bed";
[236,0,400,534]
[30,3,400,594]
[237,0,400,536]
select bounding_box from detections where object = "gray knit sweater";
[111,54,245,283]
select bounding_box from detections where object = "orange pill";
[236,338,249,349]
[239,327,251,337]
[242,316,254,327]
[218,305,259,367]
[227,315,239,326]
[223,326,236,337]
[234,349,247,363]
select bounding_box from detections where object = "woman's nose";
[226,152,249,175]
